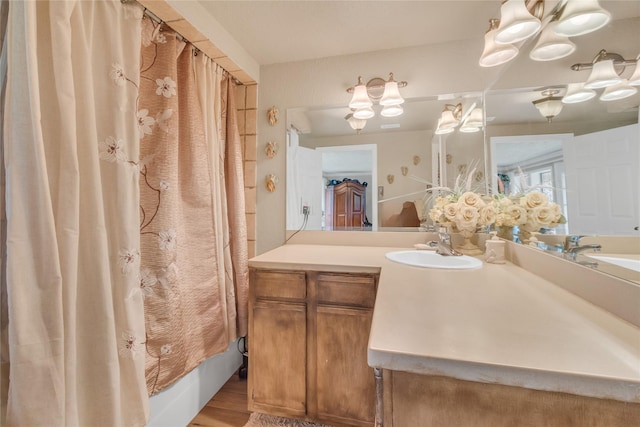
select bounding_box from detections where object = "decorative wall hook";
[265,141,279,158]
[265,174,279,192]
[267,106,279,126]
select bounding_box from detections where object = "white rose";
[443,203,459,222]
[504,204,528,226]
[429,207,443,223]
[459,192,486,209]
[521,191,548,209]
[478,205,497,226]
[455,204,479,230]
[530,205,556,226]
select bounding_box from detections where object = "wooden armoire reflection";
[325,180,367,230]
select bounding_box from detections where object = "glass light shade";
[533,97,563,123]
[353,106,374,120]
[435,119,455,135]
[438,110,460,130]
[584,59,622,89]
[347,116,367,131]
[380,104,403,118]
[479,29,519,67]
[380,81,404,106]
[529,22,576,61]
[349,83,373,109]
[495,0,542,44]
[628,62,640,86]
[562,83,596,104]
[554,0,611,37]
[462,108,484,128]
[599,79,638,101]
[459,124,481,133]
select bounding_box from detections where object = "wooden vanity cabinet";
[249,268,379,427]
[249,269,307,417]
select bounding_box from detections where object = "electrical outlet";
[302,205,310,215]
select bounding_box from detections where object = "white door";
[287,145,324,230]
[563,124,639,235]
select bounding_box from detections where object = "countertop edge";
[367,349,640,403]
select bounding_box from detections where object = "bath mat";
[243,412,334,427]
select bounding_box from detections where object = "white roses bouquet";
[429,191,497,233]
[493,190,565,234]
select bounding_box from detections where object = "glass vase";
[496,226,515,241]
[455,228,483,255]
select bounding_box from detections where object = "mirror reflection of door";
[286,127,324,230]
[317,145,377,231]
[564,124,639,235]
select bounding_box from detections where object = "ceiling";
[198,1,638,67]
[198,0,502,66]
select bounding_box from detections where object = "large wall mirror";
[285,5,639,240]
[286,94,485,232]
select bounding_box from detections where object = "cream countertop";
[248,244,640,403]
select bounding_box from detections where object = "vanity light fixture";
[481,0,612,66]
[599,80,638,102]
[553,0,611,37]
[532,89,563,123]
[434,103,484,134]
[434,118,456,135]
[561,82,596,104]
[437,103,462,132]
[347,73,407,119]
[345,113,367,134]
[568,49,639,101]
[528,20,575,62]
[584,58,622,89]
[494,0,542,45]
[459,108,484,133]
[479,19,520,67]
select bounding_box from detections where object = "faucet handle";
[564,235,586,249]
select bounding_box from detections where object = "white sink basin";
[385,250,482,270]
[585,254,640,273]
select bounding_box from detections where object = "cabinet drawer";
[253,269,306,301]
[316,273,376,308]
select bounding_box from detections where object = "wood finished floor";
[188,373,251,427]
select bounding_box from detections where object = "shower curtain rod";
[121,0,243,85]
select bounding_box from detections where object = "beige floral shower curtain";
[2,0,249,425]
[2,1,148,426]
[138,18,248,394]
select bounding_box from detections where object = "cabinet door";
[349,186,365,227]
[315,305,375,426]
[313,272,377,426]
[249,300,307,417]
[333,186,348,228]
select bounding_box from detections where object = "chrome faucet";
[564,243,602,261]
[436,227,462,256]
[563,235,587,252]
[564,235,602,261]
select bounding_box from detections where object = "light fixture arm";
[443,103,463,121]
[346,73,408,96]
[570,49,637,74]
